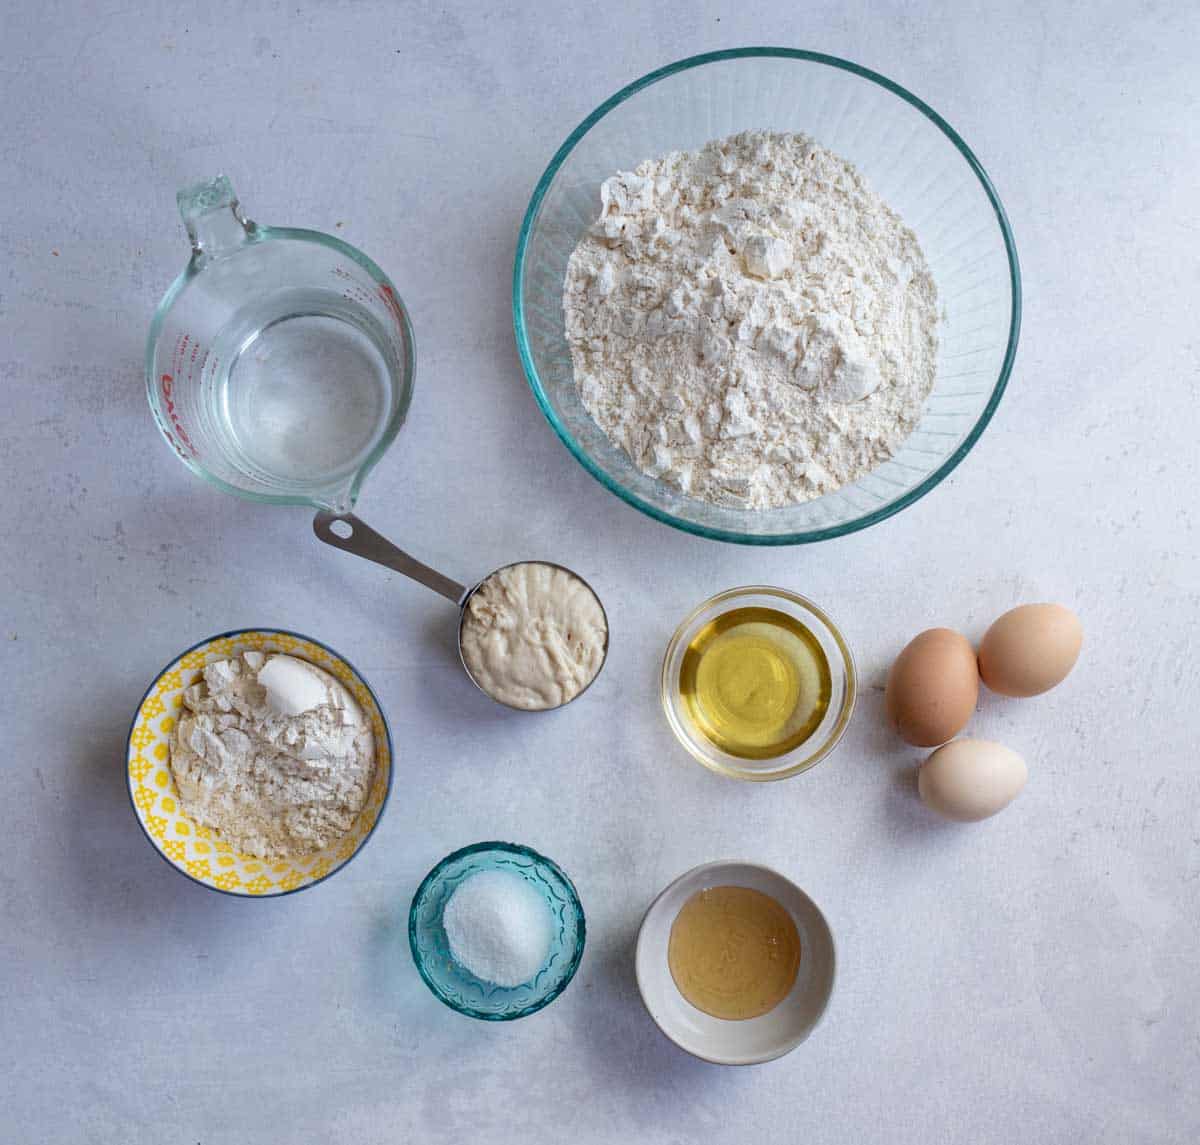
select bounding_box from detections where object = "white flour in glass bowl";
[563,129,939,510]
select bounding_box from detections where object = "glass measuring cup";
[146,176,414,512]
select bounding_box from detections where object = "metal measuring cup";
[313,513,609,711]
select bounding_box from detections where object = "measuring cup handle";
[313,512,468,605]
[177,175,256,263]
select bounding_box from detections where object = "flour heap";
[169,652,376,859]
[563,130,939,510]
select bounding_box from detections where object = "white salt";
[443,869,554,988]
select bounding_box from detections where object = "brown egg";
[885,628,979,747]
[978,603,1083,697]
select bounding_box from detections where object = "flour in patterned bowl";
[127,630,392,896]
[170,651,375,860]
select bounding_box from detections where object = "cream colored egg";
[918,738,1027,822]
[978,603,1082,697]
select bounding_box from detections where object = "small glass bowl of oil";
[661,586,856,781]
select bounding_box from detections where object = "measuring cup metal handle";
[313,512,468,605]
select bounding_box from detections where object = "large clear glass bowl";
[513,49,1021,545]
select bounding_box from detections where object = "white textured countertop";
[2,3,1197,1142]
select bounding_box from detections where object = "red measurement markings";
[328,266,406,360]
[378,283,405,330]
[159,332,200,459]
[333,264,406,333]
[159,373,198,458]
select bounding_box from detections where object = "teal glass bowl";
[408,842,586,1021]
[513,48,1021,545]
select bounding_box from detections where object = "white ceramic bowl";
[635,861,835,1064]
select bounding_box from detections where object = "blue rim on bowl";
[409,841,586,1021]
[126,628,394,898]
[513,47,1022,545]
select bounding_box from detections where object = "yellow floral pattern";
[141,694,165,718]
[127,630,392,896]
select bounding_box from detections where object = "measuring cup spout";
[314,477,359,517]
[177,175,256,265]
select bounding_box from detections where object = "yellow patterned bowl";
[126,628,393,897]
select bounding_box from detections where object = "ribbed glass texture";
[514,50,1020,544]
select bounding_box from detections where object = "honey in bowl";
[667,885,801,1020]
[678,606,832,759]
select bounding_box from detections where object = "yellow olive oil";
[668,885,801,1020]
[679,606,832,759]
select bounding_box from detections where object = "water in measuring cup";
[206,288,398,498]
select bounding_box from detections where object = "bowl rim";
[125,627,395,899]
[634,860,838,1064]
[512,46,1022,546]
[408,840,587,1021]
[660,585,858,780]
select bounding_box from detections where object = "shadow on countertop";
[857,682,971,851]
[570,921,759,1115]
[58,693,294,963]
